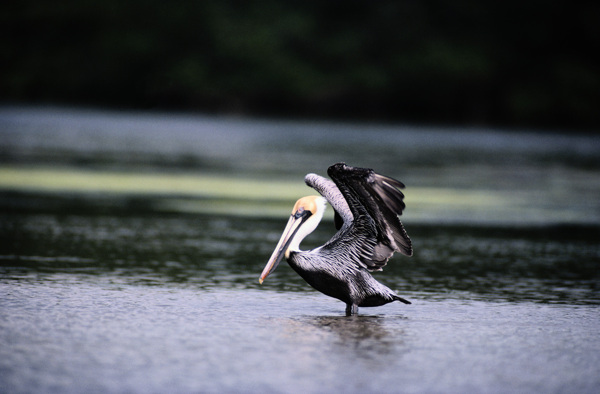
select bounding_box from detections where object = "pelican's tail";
[393,295,411,305]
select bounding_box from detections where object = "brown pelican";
[259,163,413,315]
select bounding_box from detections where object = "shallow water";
[2,280,599,394]
[1,213,599,393]
[1,107,600,393]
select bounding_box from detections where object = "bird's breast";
[287,253,353,304]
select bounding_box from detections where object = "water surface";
[2,279,599,394]
[1,107,599,393]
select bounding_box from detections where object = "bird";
[259,162,413,316]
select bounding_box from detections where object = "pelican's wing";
[305,173,353,230]
[326,162,412,271]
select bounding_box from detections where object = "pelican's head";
[259,195,326,284]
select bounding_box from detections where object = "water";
[2,282,599,393]
[1,107,600,393]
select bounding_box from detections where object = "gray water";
[1,107,600,393]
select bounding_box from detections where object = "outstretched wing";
[305,172,353,230]
[325,162,412,271]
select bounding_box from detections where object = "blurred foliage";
[1,0,599,130]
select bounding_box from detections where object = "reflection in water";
[277,314,408,369]
[309,315,405,359]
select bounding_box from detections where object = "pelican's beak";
[259,209,311,284]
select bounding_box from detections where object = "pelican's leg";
[345,303,358,316]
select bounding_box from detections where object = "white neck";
[288,197,326,253]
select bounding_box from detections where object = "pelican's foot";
[345,303,358,316]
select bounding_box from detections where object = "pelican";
[259,162,413,315]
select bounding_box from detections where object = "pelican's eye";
[294,207,305,219]
[294,207,313,220]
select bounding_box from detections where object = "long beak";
[259,211,309,284]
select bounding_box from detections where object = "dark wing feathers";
[364,173,412,256]
[327,163,412,271]
[333,209,344,230]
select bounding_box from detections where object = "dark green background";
[2,1,599,130]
